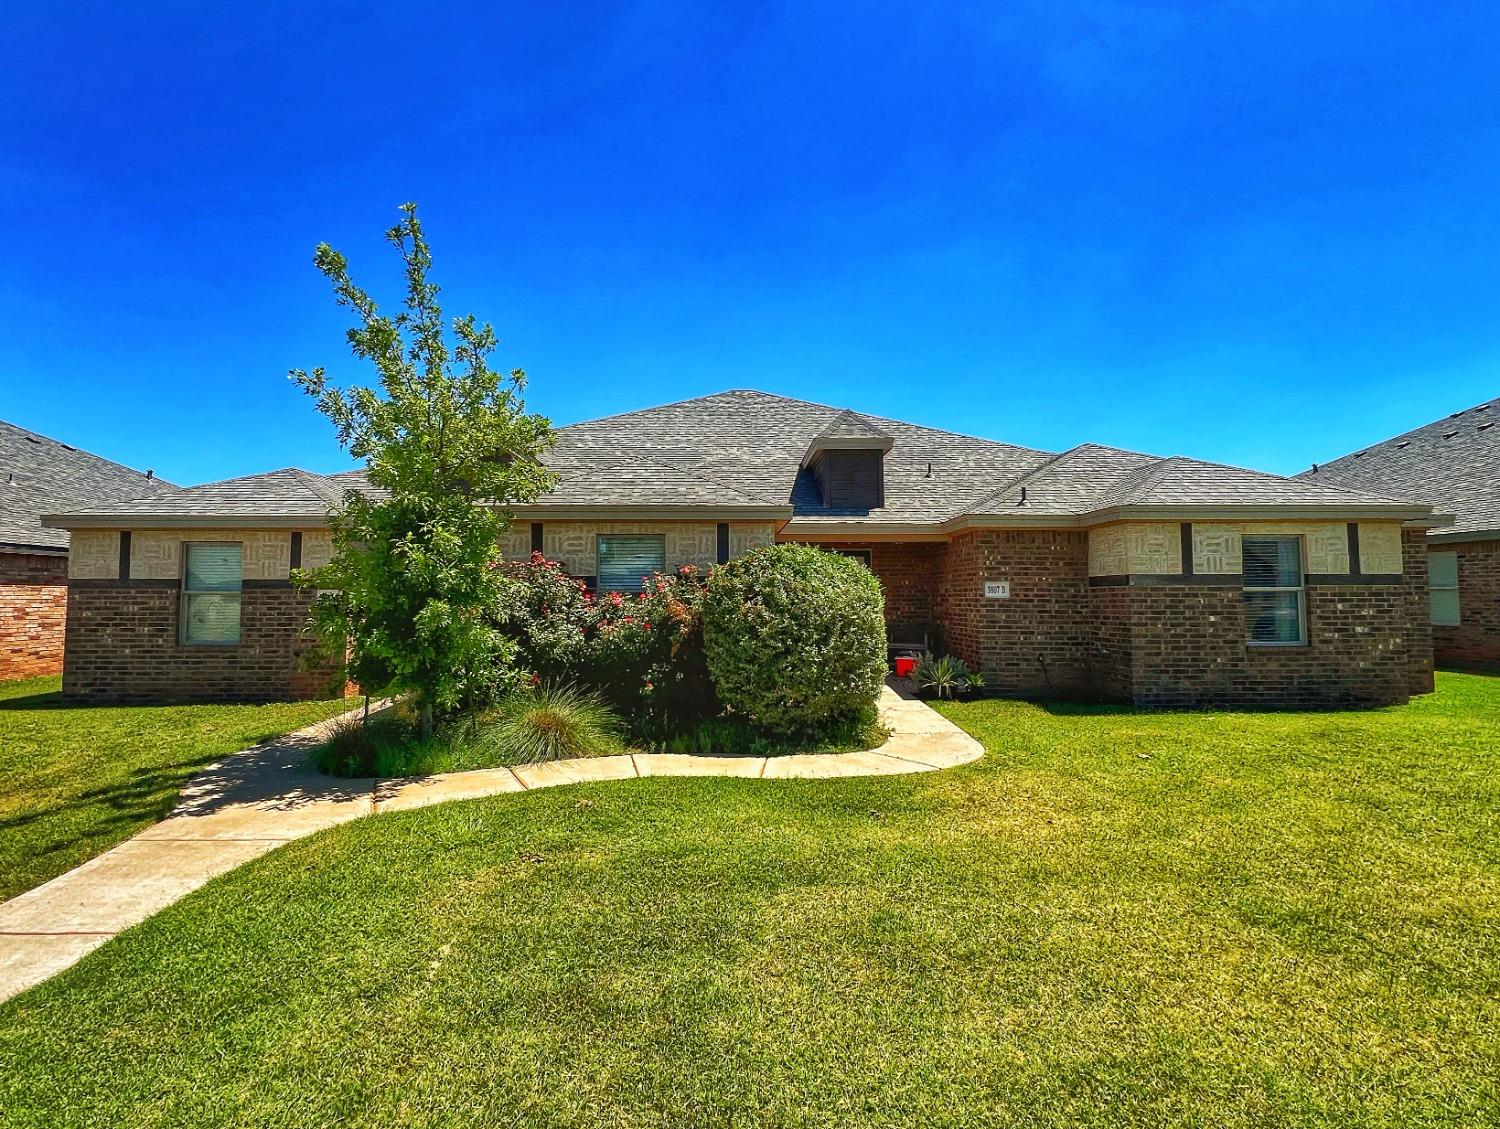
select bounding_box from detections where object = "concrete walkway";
[0,683,980,1004]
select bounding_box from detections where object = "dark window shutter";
[716,523,730,564]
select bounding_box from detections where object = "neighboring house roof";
[1297,396,1500,539]
[43,467,364,528]
[0,419,176,552]
[43,389,1438,534]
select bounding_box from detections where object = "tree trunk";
[419,700,434,741]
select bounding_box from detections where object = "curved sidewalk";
[0,684,980,1004]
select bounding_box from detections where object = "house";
[1300,395,1498,668]
[43,390,1441,707]
[1,420,173,680]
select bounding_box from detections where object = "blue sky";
[2,2,1497,485]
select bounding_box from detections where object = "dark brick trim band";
[716,522,730,565]
[1306,573,1404,586]
[69,577,178,590]
[1089,573,1244,588]
[290,531,303,570]
[531,522,544,554]
[1180,523,1193,576]
[1346,522,1361,577]
[118,531,132,581]
[243,579,295,590]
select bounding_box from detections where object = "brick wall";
[937,529,1092,695]
[1432,536,1500,668]
[62,581,342,704]
[1402,528,1436,692]
[1119,581,1415,708]
[0,551,68,679]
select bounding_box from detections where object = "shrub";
[491,555,715,735]
[702,543,886,733]
[911,653,973,700]
[474,685,625,763]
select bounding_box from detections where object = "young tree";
[292,203,555,736]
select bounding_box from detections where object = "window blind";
[1429,551,1460,626]
[1243,536,1305,645]
[597,535,666,594]
[182,543,243,645]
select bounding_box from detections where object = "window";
[1243,536,1305,645]
[181,542,242,645]
[596,534,665,594]
[1429,552,1460,626]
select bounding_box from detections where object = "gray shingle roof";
[550,390,1053,523]
[43,390,1434,532]
[0,420,176,551]
[1298,396,1500,536]
[58,467,356,522]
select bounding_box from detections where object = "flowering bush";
[491,554,715,733]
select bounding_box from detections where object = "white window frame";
[1243,535,1307,647]
[1429,551,1460,627]
[180,541,244,646]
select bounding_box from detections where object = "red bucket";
[894,656,917,678]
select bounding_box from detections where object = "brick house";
[0,420,173,680]
[1302,395,1498,668]
[43,390,1441,707]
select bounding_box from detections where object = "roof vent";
[146,469,154,480]
[1443,431,1458,439]
[1395,441,1409,448]
[1353,451,1366,458]
[1018,486,1029,506]
[1480,422,1494,431]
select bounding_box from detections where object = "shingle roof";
[0,420,176,551]
[43,390,1435,532]
[1298,396,1500,536]
[45,468,355,525]
[549,390,1053,524]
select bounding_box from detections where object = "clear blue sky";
[3,2,1497,485]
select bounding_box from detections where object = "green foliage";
[491,556,715,736]
[290,204,555,731]
[473,685,625,763]
[645,702,886,757]
[702,543,886,733]
[911,653,975,700]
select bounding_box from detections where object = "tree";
[292,203,555,735]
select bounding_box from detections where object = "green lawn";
[2,673,1496,1127]
[0,676,353,901]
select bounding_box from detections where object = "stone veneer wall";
[0,551,69,679]
[1431,536,1500,668]
[61,528,343,704]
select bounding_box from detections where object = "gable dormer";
[802,411,894,510]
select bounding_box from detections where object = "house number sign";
[984,581,1011,599]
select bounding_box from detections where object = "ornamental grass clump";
[475,685,625,763]
[701,543,886,735]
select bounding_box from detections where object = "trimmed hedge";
[702,544,887,732]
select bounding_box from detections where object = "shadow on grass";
[0,690,66,711]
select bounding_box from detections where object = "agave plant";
[911,654,973,701]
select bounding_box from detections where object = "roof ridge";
[1099,455,1183,508]
[287,468,346,508]
[963,446,1079,513]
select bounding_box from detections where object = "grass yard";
[1,673,1496,1127]
[0,676,353,901]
